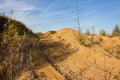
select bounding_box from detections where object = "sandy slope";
[40,28,120,80]
[17,54,65,80]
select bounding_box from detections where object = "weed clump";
[0,15,39,80]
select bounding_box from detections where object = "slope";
[41,28,120,80]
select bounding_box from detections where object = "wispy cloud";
[38,0,75,18]
[0,0,36,11]
[83,11,96,16]
[40,0,60,16]
[39,9,74,18]
[39,0,65,17]
[0,0,41,23]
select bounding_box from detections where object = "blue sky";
[0,0,120,33]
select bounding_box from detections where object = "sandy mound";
[40,28,120,80]
[52,28,80,45]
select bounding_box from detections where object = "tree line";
[85,24,120,36]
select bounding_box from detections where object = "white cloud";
[0,0,41,23]
[0,0,36,11]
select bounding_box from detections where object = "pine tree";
[112,24,120,36]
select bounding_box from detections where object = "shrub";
[99,29,106,36]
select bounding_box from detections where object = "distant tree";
[99,29,106,36]
[112,24,120,36]
[85,29,90,35]
[91,25,95,35]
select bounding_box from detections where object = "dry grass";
[0,15,39,80]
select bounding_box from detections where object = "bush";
[99,29,106,36]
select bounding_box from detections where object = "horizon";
[0,0,120,33]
